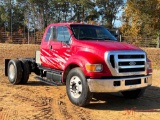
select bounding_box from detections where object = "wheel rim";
[70,76,82,99]
[8,64,16,81]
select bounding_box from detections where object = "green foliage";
[0,0,124,32]
[0,0,26,31]
[96,0,124,29]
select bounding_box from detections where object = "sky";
[115,10,123,27]
[114,0,127,27]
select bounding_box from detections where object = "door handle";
[49,45,52,50]
[66,49,71,52]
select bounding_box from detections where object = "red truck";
[5,23,152,106]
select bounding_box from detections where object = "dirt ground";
[0,44,160,120]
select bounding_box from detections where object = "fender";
[62,51,111,82]
[65,51,104,72]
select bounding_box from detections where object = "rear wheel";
[8,59,23,85]
[19,59,30,84]
[121,88,146,99]
[66,67,93,107]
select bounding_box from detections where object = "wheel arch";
[62,63,83,84]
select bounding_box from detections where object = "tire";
[66,67,93,107]
[7,59,23,85]
[121,88,146,99]
[19,59,30,84]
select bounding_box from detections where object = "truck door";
[48,26,72,70]
[40,26,53,68]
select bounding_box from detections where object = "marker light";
[147,61,152,69]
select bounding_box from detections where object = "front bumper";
[87,75,152,92]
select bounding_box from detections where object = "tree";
[96,0,124,28]
[0,0,27,32]
[1,0,124,32]
[121,0,160,38]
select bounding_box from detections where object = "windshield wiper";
[79,37,97,40]
[97,37,116,40]
[79,37,116,41]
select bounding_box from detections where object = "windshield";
[70,24,117,41]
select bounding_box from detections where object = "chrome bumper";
[87,75,152,92]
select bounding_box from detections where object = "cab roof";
[47,22,99,27]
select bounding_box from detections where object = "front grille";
[110,55,115,68]
[119,61,145,66]
[105,51,146,76]
[118,55,145,59]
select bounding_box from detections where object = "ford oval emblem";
[129,61,136,66]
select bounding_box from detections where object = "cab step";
[34,76,63,86]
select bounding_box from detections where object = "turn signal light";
[85,64,103,72]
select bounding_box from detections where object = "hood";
[75,40,141,51]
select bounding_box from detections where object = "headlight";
[85,64,103,72]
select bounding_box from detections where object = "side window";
[63,27,70,42]
[57,26,70,42]
[57,27,64,41]
[45,27,51,42]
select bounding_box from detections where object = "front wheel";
[66,67,93,107]
[121,88,146,99]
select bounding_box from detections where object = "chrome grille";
[105,51,147,76]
